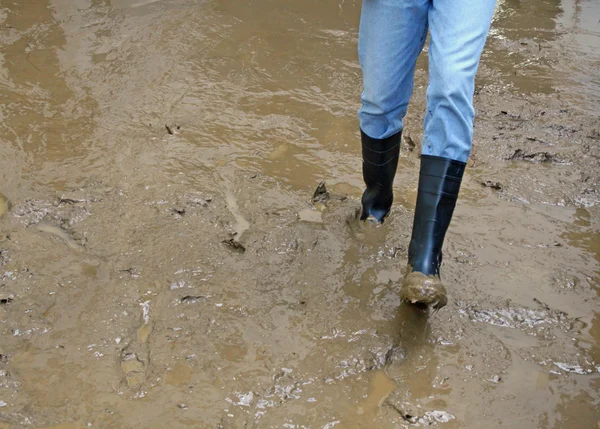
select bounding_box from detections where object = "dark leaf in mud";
[181,295,205,304]
[481,180,503,190]
[165,124,174,135]
[222,238,245,253]
[171,208,186,216]
[312,181,330,203]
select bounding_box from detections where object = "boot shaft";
[408,155,466,276]
[360,130,401,223]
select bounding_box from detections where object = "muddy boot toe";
[400,270,448,310]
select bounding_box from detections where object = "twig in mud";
[533,297,551,311]
[165,124,174,135]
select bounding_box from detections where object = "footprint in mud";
[119,301,153,393]
[33,221,84,251]
[320,192,361,227]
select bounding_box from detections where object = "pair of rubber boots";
[361,129,465,310]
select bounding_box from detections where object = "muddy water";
[0,0,599,428]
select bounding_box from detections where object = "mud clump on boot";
[400,268,448,310]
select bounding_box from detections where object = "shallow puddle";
[0,0,599,428]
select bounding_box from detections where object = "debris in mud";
[312,181,330,203]
[533,297,552,311]
[180,295,205,304]
[165,124,181,135]
[402,132,417,152]
[531,242,563,249]
[481,180,503,190]
[526,136,553,146]
[119,268,141,278]
[498,110,523,119]
[222,237,246,253]
[0,193,10,216]
[459,304,574,338]
[586,129,600,140]
[384,398,456,425]
[170,207,186,216]
[490,375,502,384]
[170,280,186,290]
[546,123,580,137]
[507,148,561,163]
[552,362,596,375]
[55,197,86,206]
[120,352,147,388]
[385,401,418,423]
[0,249,8,265]
[177,403,189,410]
[387,245,405,258]
[0,293,14,304]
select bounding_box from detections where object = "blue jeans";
[358,0,496,162]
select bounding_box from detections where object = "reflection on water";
[486,0,600,106]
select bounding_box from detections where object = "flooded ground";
[0,0,599,427]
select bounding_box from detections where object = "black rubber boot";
[360,129,401,223]
[400,155,466,310]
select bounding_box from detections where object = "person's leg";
[401,0,496,309]
[358,0,429,222]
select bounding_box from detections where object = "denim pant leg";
[358,0,430,140]
[422,0,496,162]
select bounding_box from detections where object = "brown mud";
[0,0,599,428]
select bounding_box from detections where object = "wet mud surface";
[1,0,599,428]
